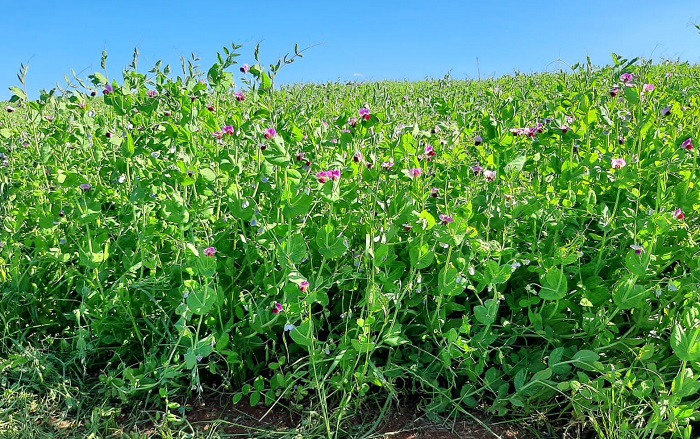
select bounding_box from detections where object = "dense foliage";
[1,46,699,437]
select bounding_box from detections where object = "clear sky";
[1,1,699,100]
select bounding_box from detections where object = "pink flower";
[424,145,436,158]
[381,161,395,170]
[353,152,363,163]
[212,131,223,139]
[272,302,284,314]
[235,91,245,101]
[348,118,358,127]
[147,90,158,98]
[299,281,310,293]
[642,84,655,93]
[472,165,483,176]
[610,86,620,97]
[203,246,217,257]
[329,170,341,181]
[316,171,329,183]
[681,138,694,151]
[431,187,439,198]
[403,223,413,232]
[223,125,235,135]
[408,168,422,179]
[439,214,454,225]
[474,135,483,146]
[674,208,685,220]
[240,64,250,74]
[103,83,114,95]
[483,170,496,182]
[207,105,215,112]
[265,128,277,139]
[620,73,634,86]
[561,125,570,134]
[611,158,627,169]
[80,183,92,192]
[359,107,371,121]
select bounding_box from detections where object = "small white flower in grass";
[284,324,295,332]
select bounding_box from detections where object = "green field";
[1,46,699,438]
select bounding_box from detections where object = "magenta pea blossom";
[561,125,570,134]
[630,245,644,255]
[272,302,284,314]
[439,214,454,225]
[147,90,158,98]
[483,170,496,182]
[674,208,685,220]
[620,73,634,86]
[610,86,620,97]
[642,83,655,93]
[681,138,694,151]
[207,105,215,112]
[348,118,358,127]
[424,145,436,158]
[265,128,277,139]
[234,91,245,101]
[316,170,341,183]
[299,281,310,293]
[431,188,439,198]
[472,165,483,176]
[240,64,250,74]
[353,152,363,163]
[408,168,422,179]
[203,246,217,257]
[359,107,371,121]
[103,83,114,95]
[402,223,413,232]
[611,158,627,169]
[212,131,223,139]
[381,161,395,170]
[223,125,235,135]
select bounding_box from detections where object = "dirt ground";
[161,394,546,438]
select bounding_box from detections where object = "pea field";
[1,45,699,438]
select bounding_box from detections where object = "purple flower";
[316,171,329,183]
[265,128,277,139]
[681,138,694,151]
[472,165,483,176]
[103,83,114,95]
[359,107,371,121]
[203,246,217,257]
[674,208,685,220]
[424,145,436,158]
[235,91,245,101]
[474,135,483,146]
[80,183,92,192]
[299,281,310,293]
[642,84,655,93]
[212,131,223,139]
[223,125,235,135]
[431,187,439,198]
[609,86,620,97]
[353,152,363,163]
[611,158,627,169]
[408,168,422,179]
[561,125,570,134]
[147,90,158,98]
[662,106,671,116]
[381,161,395,170]
[207,105,215,112]
[272,302,284,314]
[630,245,644,255]
[483,170,496,182]
[329,170,341,181]
[348,118,358,127]
[620,73,634,86]
[439,214,454,225]
[240,64,250,74]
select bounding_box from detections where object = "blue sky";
[1,1,699,100]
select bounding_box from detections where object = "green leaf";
[8,86,27,101]
[504,155,526,174]
[200,168,217,182]
[572,350,599,367]
[612,276,646,310]
[290,320,313,347]
[409,242,434,269]
[539,268,567,300]
[315,224,347,260]
[187,284,217,315]
[671,324,700,362]
[474,299,499,325]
